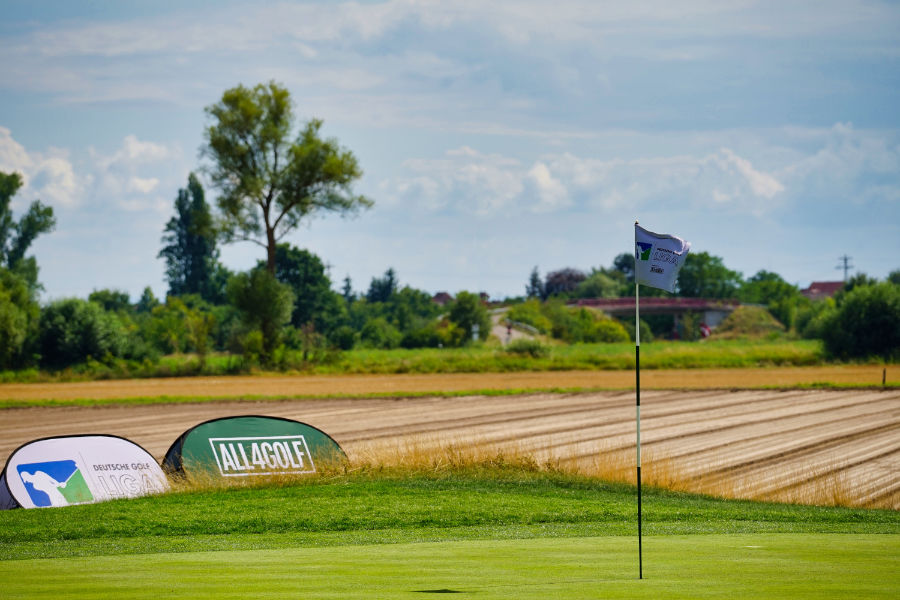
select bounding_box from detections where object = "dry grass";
[161,436,890,510]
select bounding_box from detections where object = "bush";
[795,298,836,339]
[38,298,128,368]
[588,319,630,343]
[503,339,550,358]
[228,269,294,363]
[506,299,552,334]
[822,282,900,360]
[713,306,786,339]
[401,324,443,349]
[330,325,357,350]
[360,317,402,349]
[447,291,490,343]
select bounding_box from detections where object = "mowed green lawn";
[1,469,897,598]
[2,535,897,599]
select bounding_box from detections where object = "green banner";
[163,416,346,478]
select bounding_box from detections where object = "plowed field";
[1,368,898,509]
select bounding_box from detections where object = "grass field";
[3,535,897,599]
[1,468,898,598]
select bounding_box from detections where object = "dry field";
[1,367,898,509]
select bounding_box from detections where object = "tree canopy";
[676,251,742,298]
[159,173,223,301]
[0,171,56,288]
[203,81,372,273]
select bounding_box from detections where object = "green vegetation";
[1,467,897,561]
[2,535,897,599]
[713,305,786,339]
[822,282,900,361]
[0,339,828,384]
[1,86,898,379]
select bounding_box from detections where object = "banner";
[0,435,168,509]
[163,416,346,478]
[635,223,691,293]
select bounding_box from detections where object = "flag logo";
[636,242,653,261]
[17,460,94,507]
[634,224,691,293]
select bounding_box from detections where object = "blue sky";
[1,0,898,301]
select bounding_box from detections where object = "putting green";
[2,534,897,599]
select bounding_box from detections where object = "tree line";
[0,82,494,372]
[522,257,900,359]
[0,80,898,373]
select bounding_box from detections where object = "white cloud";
[0,127,83,208]
[526,162,569,212]
[127,176,160,194]
[718,148,785,199]
[383,140,804,218]
[89,135,182,212]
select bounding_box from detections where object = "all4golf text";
[208,435,315,476]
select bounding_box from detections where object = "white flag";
[634,223,691,293]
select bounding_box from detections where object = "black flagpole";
[635,221,643,580]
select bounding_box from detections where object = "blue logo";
[636,242,653,261]
[17,460,93,507]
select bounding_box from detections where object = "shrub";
[401,324,443,349]
[506,299,552,334]
[795,298,836,339]
[228,269,294,363]
[38,298,128,368]
[447,291,490,343]
[360,317,402,349]
[330,325,357,350]
[588,319,630,343]
[713,306,786,339]
[822,282,900,360]
[503,339,550,358]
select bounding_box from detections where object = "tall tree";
[158,173,221,301]
[0,171,56,288]
[262,243,345,334]
[366,268,398,303]
[525,266,544,300]
[613,252,635,283]
[203,81,372,273]
[676,252,742,298]
[341,275,355,304]
[544,268,586,298]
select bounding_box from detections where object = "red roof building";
[801,281,843,301]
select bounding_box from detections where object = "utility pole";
[836,255,854,282]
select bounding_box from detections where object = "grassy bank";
[2,464,897,561]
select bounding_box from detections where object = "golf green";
[2,534,896,599]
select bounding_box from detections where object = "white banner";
[1,435,168,509]
[635,224,691,293]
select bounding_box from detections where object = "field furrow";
[1,387,897,509]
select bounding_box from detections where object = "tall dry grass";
[164,436,894,510]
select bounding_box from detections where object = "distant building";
[432,292,453,306]
[570,297,739,331]
[801,281,844,302]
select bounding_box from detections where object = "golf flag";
[634,224,691,293]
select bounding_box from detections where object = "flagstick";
[635,266,643,580]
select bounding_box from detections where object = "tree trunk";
[266,225,277,274]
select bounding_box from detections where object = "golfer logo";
[636,242,653,261]
[17,460,94,507]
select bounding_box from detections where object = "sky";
[1,0,899,302]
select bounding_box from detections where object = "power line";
[836,255,854,282]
